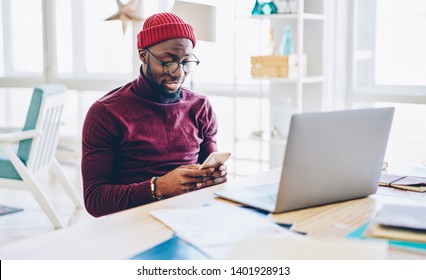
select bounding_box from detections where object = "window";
[54,0,136,78]
[375,102,426,170]
[0,0,268,86]
[83,0,134,75]
[375,0,426,86]
[0,2,4,75]
[55,0,73,73]
[0,0,138,85]
[353,0,426,94]
[352,0,426,170]
[1,0,43,75]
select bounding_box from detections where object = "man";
[82,12,227,217]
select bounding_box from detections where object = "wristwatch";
[150,176,164,200]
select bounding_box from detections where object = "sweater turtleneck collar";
[131,67,181,104]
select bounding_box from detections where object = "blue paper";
[129,235,210,260]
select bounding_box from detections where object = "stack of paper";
[367,204,426,243]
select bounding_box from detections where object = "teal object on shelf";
[251,0,264,15]
[261,0,278,15]
[279,26,295,55]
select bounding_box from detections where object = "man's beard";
[146,59,181,104]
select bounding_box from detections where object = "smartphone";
[198,152,231,170]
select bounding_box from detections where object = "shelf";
[234,0,326,172]
[250,14,298,19]
[303,13,326,20]
[250,13,325,21]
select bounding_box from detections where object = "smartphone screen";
[198,152,231,170]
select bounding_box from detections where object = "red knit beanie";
[137,12,196,49]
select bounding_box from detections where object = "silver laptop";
[215,107,394,213]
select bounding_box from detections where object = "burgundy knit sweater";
[81,71,217,217]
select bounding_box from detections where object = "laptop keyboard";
[246,183,278,194]
[245,183,279,204]
[257,194,278,204]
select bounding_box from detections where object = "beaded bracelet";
[150,176,164,201]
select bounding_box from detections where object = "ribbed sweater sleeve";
[82,102,157,217]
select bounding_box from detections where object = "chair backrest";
[17,84,67,172]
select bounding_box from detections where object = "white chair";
[0,84,82,228]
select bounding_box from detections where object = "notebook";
[366,204,426,243]
[215,107,394,213]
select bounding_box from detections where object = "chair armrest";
[0,129,40,143]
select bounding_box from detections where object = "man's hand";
[154,164,228,197]
[196,164,228,189]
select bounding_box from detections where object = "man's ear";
[139,49,147,63]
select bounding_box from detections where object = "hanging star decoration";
[105,0,143,34]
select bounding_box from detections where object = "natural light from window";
[55,0,73,73]
[375,0,426,86]
[376,102,426,173]
[83,0,134,74]
[10,0,43,73]
[0,2,4,75]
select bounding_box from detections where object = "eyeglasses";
[145,48,200,74]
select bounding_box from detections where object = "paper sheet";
[150,204,302,259]
[227,236,388,260]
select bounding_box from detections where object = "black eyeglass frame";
[144,48,200,74]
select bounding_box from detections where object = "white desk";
[0,168,425,259]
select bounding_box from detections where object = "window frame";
[0,0,143,91]
[349,0,426,106]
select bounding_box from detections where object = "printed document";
[150,204,301,259]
